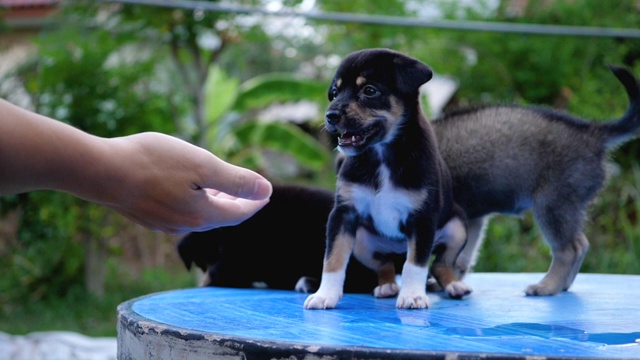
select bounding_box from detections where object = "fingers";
[196,195,270,231]
[118,191,270,235]
[199,155,273,201]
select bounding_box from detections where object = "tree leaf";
[234,73,328,112]
[233,121,330,170]
[205,65,240,125]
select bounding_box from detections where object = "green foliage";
[23,25,176,136]
[205,66,241,127]
[203,65,332,181]
[316,0,428,56]
[422,0,640,107]
[232,121,329,171]
[0,261,195,337]
[234,73,328,111]
[583,162,640,274]
[0,193,84,303]
[474,214,549,273]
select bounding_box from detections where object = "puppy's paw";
[525,282,561,296]
[373,282,400,298]
[294,276,319,293]
[304,292,341,310]
[427,275,443,292]
[445,281,472,299]
[396,289,430,309]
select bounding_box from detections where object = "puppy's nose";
[326,110,340,125]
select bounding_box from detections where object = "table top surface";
[129,272,640,359]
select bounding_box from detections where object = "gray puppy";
[430,65,640,296]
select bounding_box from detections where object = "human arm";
[0,98,272,234]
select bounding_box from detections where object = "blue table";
[117,273,640,359]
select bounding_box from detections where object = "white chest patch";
[350,166,422,238]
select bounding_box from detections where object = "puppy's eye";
[328,87,338,101]
[362,85,378,97]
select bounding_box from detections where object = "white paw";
[445,281,472,299]
[304,292,341,309]
[373,282,400,298]
[396,289,430,309]
[525,282,560,296]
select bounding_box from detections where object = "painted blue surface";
[132,273,640,358]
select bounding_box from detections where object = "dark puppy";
[430,65,640,296]
[303,48,468,310]
[177,183,381,293]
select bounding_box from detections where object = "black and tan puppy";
[430,64,640,296]
[177,183,382,293]
[303,48,468,310]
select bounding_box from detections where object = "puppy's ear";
[176,235,194,271]
[394,56,433,94]
[176,232,212,272]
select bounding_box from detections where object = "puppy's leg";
[356,251,400,298]
[397,255,430,309]
[429,216,487,293]
[430,216,472,299]
[373,262,400,297]
[526,232,589,296]
[396,221,437,309]
[352,229,400,298]
[295,276,319,293]
[356,258,398,298]
[528,200,590,296]
[304,230,354,309]
[200,268,213,287]
[453,216,490,280]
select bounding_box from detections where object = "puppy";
[177,183,382,294]
[303,48,468,310]
[430,64,640,296]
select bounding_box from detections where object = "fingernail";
[252,178,273,200]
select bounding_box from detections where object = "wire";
[101,0,640,39]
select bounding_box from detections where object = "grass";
[0,259,195,337]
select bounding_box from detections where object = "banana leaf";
[205,65,240,125]
[233,73,328,112]
[232,121,330,171]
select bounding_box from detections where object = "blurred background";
[0,0,638,337]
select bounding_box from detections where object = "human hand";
[94,132,272,234]
[0,97,272,234]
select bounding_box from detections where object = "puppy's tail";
[603,65,640,149]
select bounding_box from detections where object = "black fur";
[304,48,468,310]
[176,184,381,293]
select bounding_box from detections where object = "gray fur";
[430,65,640,296]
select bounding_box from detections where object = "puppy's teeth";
[352,135,356,142]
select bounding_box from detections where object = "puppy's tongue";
[338,132,362,146]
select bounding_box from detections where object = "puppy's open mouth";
[337,127,378,147]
